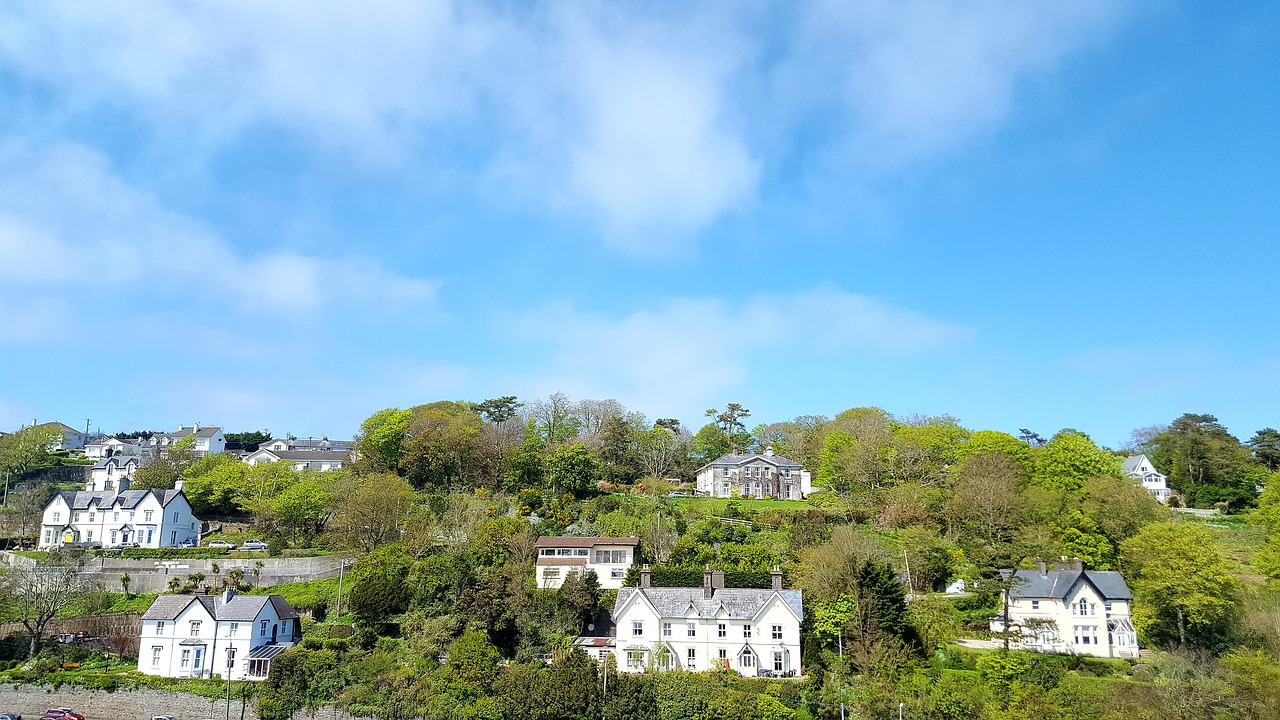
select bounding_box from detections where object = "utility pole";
[334,558,348,619]
[225,646,236,720]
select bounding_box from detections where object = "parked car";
[150,715,176,720]
[0,711,22,720]
[116,542,140,549]
[206,540,237,550]
[42,709,84,720]
[240,539,268,551]
[178,538,197,548]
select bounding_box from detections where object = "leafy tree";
[347,544,414,625]
[181,453,250,515]
[445,630,501,693]
[331,473,417,552]
[1121,522,1242,649]
[269,475,334,541]
[545,443,598,496]
[475,396,523,425]
[811,594,856,648]
[946,452,1025,545]
[954,430,1034,471]
[1248,428,1280,472]
[354,407,413,472]
[400,403,486,490]
[0,425,62,478]
[705,403,751,438]
[690,423,731,461]
[132,436,198,490]
[530,392,580,445]
[856,560,908,636]
[1031,431,1121,495]
[1150,414,1250,493]
[504,420,547,491]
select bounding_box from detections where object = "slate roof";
[615,587,803,621]
[698,453,804,471]
[536,536,640,548]
[92,456,139,469]
[35,421,81,435]
[142,593,299,621]
[55,488,185,510]
[1121,455,1146,473]
[1009,569,1133,601]
[153,426,222,441]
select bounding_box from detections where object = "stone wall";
[0,683,358,720]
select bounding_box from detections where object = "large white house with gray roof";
[39,483,198,549]
[138,590,300,680]
[990,559,1139,658]
[1122,454,1170,503]
[696,447,813,499]
[604,566,803,676]
[145,424,225,457]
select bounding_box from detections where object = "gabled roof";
[1009,569,1133,601]
[1121,455,1148,473]
[153,426,222,441]
[142,593,299,621]
[92,456,139,469]
[698,453,804,471]
[55,488,186,511]
[614,587,803,621]
[536,536,640,549]
[35,421,81,435]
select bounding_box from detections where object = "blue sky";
[0,1,1277,447]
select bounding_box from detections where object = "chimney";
[174,479,185,491]
[192,422,199,433]
[765,445,775,457]
[1071,557,1083,572]
[222,588,237,604]
[640,564,652,589]
[703,565,714,599]
[712,570,725,591]
[771,565,783,590]
[1036,560,1047,577]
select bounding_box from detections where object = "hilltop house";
[242,447,350,472]
[990,559,1139,659]
[696,447,813,499]
[88,455,139,491]
[536,536,639,590]
[138,590,300,680]
[260,437,354,453]
[39,478,199,549]
[1122,454,1170,503]
[145,425,225,457]
[85,437,143,459]
[605,566,802,676]
[33,421,86,451]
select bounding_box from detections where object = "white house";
[85,437,143,459]
[146,425,226,457]
[33,421,86,451]
[88,456,139,491]
[990,559,1139,659]
[138,590,300,680]
[696,447,813,499]
[606,566,803,676]
[1122,454,1170,503]
[243,448,349,472]
[260,437,354,453]
[536,536,639,590]
[39,486,199,549]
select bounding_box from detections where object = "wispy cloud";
[499,287,970,419]
[0,142,437,346]
[0,1,1132,249]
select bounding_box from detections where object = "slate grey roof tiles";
[614,587,803,621]
[1009,569,1133,601]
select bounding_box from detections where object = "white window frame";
[687,622,696,638]
[772,624,783,640]
[151,646,162,666]
[632,621,644,637]
[743,624,752,639]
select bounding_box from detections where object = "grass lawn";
[1178,512,1268,577]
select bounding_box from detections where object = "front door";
[192,647,205,676]
[272,624,278,643]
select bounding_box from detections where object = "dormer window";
[1077,598,1088,616]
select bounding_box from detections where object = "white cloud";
[0,2,1130,250]
[501,287,970,419]
[784,0,1130,167]
[0,142,438,343]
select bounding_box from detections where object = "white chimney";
[222,588,237,604]
[192,422,199,433]
[174,479,185,491]
[764,445,775,457]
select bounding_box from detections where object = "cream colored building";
[535,536,639,589]
[990,560,1138,658]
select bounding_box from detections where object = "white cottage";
[146,424,226,457]
[696,447,813,499]
[535,536,639,590]
[606,566,803,676]
[85,437,143,459]
[138,590,300,680]
[33,421,86,451]
[1122,454,1170,503]
[39,486,199,549]
[243,448,349,472]
[990,560,1139,659]
[88,456,139,491]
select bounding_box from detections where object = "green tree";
[399,403,486,490]
[331,473,416,552]
[856,560,908,636]
[1032,431,1122,495]
[1248,428,1280,472]
[475,396,523,425]
[1150,414,1249,493]
[132,436,198,490]
[0,425,62,478]
[691,423,732,461]
[545,443,598,496]
[445,631,501,693]
[954,430,1034,471]
[270,475,334,541]
[1121,522,1242,649]
[181,453,250,515]
[354,407,413,472]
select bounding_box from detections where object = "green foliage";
[1121,521,1242,649]
[955,429,1034,470]
[356,407,414,472]
[1032,431,1121,495]
[545,443,599,496]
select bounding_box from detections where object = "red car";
[43,710,84,720]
